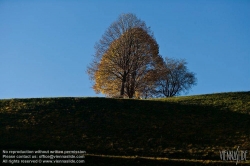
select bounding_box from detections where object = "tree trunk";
[120,73,127,97]
[120,80,125,96]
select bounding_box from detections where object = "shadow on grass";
[0,97,249,162]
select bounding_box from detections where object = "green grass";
[154,91,250,114]
[0,91,249,165]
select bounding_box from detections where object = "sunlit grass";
[154,91,250,114]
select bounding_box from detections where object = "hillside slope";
[0,92,249,163]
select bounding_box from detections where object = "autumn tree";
[154,57,197,97]
[87,13,163,98]
[93,27,162,98]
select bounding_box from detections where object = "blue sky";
[0,0,249,99]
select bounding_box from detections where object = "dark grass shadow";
[0,97,249,161]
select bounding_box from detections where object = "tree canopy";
[87,13,197,98]
[92,26,163,98]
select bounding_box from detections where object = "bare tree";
[155,57,197,97]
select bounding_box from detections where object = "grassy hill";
[0,91,249,165]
